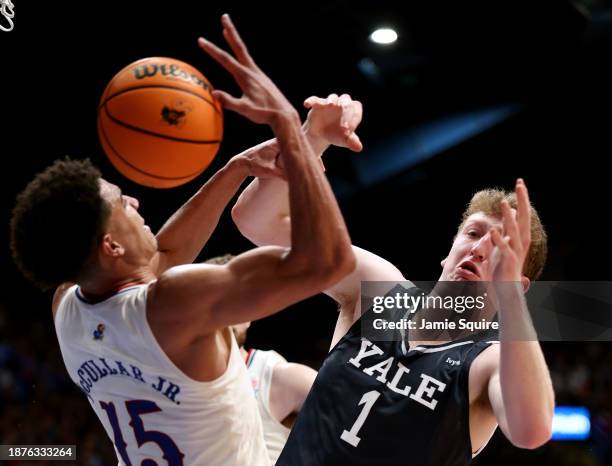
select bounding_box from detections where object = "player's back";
[54,284,270,466]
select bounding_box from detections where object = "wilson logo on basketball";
[133,63,212,92]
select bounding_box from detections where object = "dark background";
[1,0,611,464]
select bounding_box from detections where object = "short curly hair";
[10,159,111,290]
[459,188,548,281]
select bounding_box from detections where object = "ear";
[100,233,125,258]
[520,276,531,293]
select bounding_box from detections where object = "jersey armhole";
[462,340,500,458]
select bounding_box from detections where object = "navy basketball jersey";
[277,287,499,466]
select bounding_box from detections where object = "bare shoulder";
[146,264,220,323]
[273,361,317,386]
[270,361,317,417]
[468,343,500,405]
[52,282,75,319]
[328,245,405,348]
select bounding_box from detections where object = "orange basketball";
[97,57,223,188]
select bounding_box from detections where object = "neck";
[407,281,497,346]
[79,266,156,300]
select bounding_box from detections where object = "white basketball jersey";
[54,284,270,466]
[246,349,291,465]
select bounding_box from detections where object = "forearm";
[232,177,290,246]
[232,127,329,247]
[155,157,249,270]
[497,284,554,445]
[271,112,353,274]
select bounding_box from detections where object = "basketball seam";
[101,104,222,145]
[98,117,208,181]
[100,84,222,117]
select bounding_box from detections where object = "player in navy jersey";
[232,97,555,464]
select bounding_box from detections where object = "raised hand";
[490,179,532,283]
[303,93,363,152]
[198,14,296,125]
[233,140,285,180]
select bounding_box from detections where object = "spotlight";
[370,28,398,45]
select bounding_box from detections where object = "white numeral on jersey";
[340,390,381,447]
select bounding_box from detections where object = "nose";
[125,195,140,210]
[470,231,493,262]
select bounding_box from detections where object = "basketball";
[97,57,223,188]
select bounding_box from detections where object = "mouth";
[456,260,480,280]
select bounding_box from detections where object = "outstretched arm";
[231,96,407,348]
[473,180,554,450]
[232,93,363,247]
[149,14,355,336]
[154,150,283,275]
[269,362,318,425]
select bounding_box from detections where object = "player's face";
[99,179,157,261]
[439,211,513,282]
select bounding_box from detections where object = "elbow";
[231,202,247,232]
[509,419,553,450]
[231,202,261,245]
[315,246,357,288]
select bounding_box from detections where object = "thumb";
[346,132,363,152]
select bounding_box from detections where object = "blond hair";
[459,189,547,280]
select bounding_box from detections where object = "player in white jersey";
[233,321,316,464]
[204,254,318,465]
[9,15,356,466]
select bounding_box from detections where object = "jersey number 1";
[340,390,381,447]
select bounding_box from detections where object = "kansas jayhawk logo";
[93,323,105,340]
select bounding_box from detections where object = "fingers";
[212,89,242,113]
[304,94,339,108]
[326,93,339,104]
[304,93,358,110]
[515,178,532,248]
[500,199,519,252]
[337,93,363,151]
[349,100,364,126]
[490,228,512,260]
[304,96,328,108]
[198,37,246,83]
[221,14,256,68]
[338,94,353,129]
[338,93,352,107]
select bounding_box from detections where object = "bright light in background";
[552,406,590,441]
[370,28,398,45]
